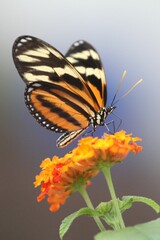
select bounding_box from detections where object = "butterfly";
[12,36,139,148]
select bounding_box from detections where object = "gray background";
[1,0,160,239]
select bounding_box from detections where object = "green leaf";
[59,207,100,239]
[59,197,160,239]
[96,201,112,214]
[96,201,117,226]
[122,196,160,213]
[95,196,160,228]
[97,196,160,216]
[95,218,160,240]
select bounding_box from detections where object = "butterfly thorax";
[89,106,116,127]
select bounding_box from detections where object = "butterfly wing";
[56,129,86,148]
[66,40,107,108]
[25,81,91,132]
[12,36,106,147]
[25,81,89,147]
[12,36,100,112]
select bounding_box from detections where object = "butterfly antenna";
[113,78,143,105]
[111,70,127,106]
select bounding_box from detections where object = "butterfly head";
[101,105,116,124]
[106,105,116,115]
[90,106,116,128]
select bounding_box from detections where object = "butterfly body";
[12,36,114,147]
[89,106,114,127]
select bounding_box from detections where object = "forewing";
[66,40,107,107]
[12,35,100,112]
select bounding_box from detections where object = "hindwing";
[25,81,93,132]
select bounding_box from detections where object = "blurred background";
[1,0,160,239]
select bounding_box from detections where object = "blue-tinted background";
[1,1,160,239]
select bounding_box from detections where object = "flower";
[34,130,142,212]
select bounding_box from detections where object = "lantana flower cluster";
[34,131,142,212]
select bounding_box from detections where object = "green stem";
[102,166,125,230]
[79,186,106,232]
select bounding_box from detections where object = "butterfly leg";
[105,115,123,134]
[104,120,116,134]
[111,112,122,131]
[91,126,97,136]
[82,126,97,137]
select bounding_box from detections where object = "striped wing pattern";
[12,36,106,147]
[66,40,107,108]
